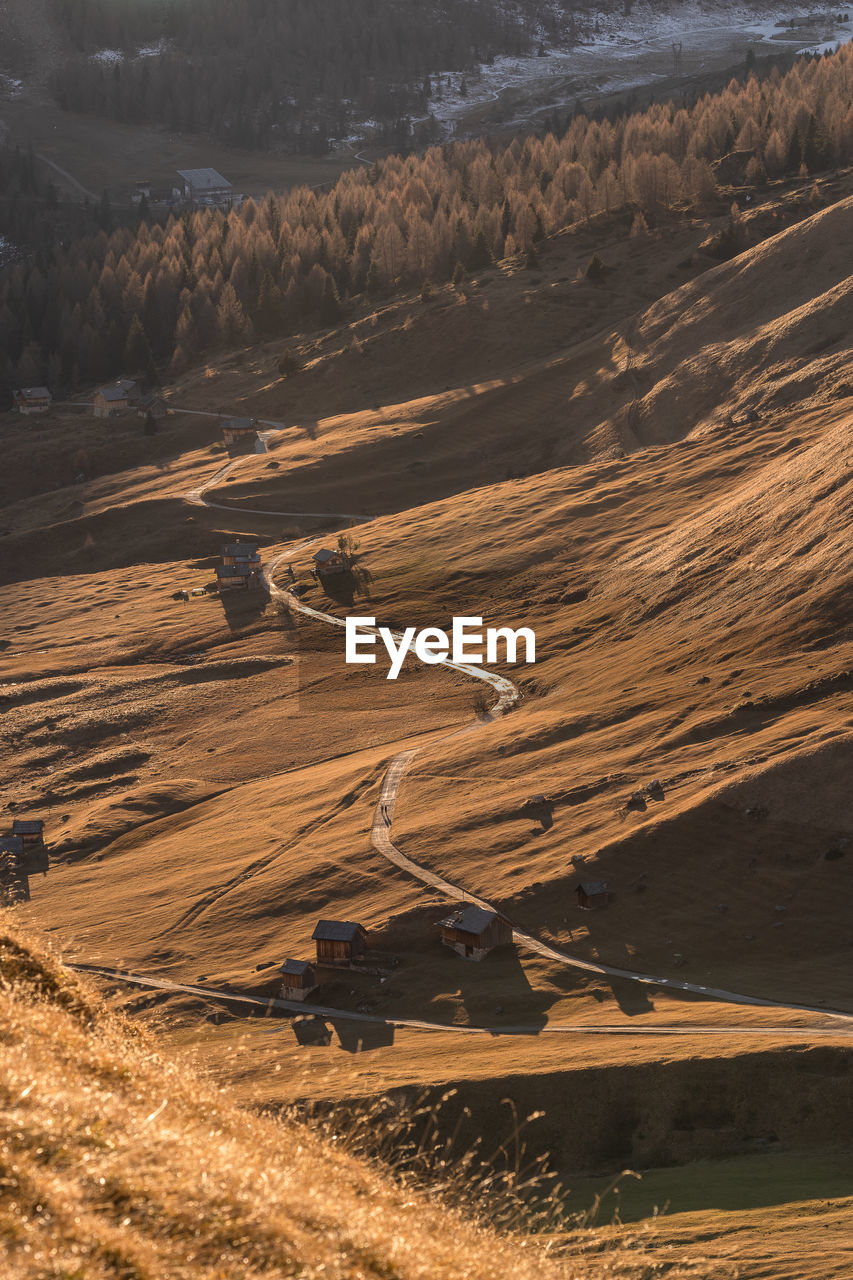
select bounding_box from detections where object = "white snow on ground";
[92,48,123,64]
[417,3,853,136]
[91,39,170,65]
[0,74,23,98]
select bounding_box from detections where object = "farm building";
[94,379,139,418]
[313,548,349,575]
[438,904,513,960]
[312,920,367,967]
[12,819,44,846]
[136,393,169,419]
[3,827,48,876]
[222,542,261,569]
[14,387,51,414]
[222,417,258,446]
[278,959,318,1001]
[576,880,610,909]
[216,565,251,591]
[177,167,232,205]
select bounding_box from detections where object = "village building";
[94,378,139,418]
[576,880,610,910]
[313,548,349,576]
[177,167,233,205]
[216,565,251,590]
[438,904,513,960]
[4,823,49,875]
[222,417,258,446]
[221,541,261,569]
[14,387,52,415]
[278,959,318,1001]
[312,920,367,967]
[136,393,169,419]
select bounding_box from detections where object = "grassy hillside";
[0,912,587,1279]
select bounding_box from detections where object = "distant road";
[69,964,853,1039]
[58,407,853,1036]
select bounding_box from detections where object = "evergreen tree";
[125,313,153,374]
[319,274,341,325]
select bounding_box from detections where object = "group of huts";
[216,541,263,591]
[278,866,611,1000]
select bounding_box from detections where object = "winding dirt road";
[66,417,853,1037]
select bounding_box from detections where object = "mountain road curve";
[53,406,853,1038]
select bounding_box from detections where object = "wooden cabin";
[222,417,258,446]
[278,958,317,1001]
[438,904,513,961]
[94,379,139,418]
[14,387,51,415]
[1,834,48,876]
[576,880,610,910]
[221,542,261,569]
[312,920,367,967]
[136,393,169,419]
[216,565,250,591]
[312,547,349,576]
[12,819,44,846]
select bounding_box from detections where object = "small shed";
[94,379,139,418]
[576,880,610,910]
[438,904,513,960]
[136,393,169,419]
[222,417,257,445]
[14,387,51,414]
[1,834,48,876]
[313,548,349,575]
[12,819,44,846]
[216,565,249,591]
[222,542,260,568]
[278,958,317,1001]
[312,919,367,967]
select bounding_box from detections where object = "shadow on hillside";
[606,975,655,1016]
[452,943,550,1034]
[319,566,374,607]
[218,587,268,630]
[332,1017,396,1053]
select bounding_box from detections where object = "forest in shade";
[46,0,559,150]
[4,46,853,398]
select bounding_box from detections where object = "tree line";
[5,45,853,398]
[47,0,545,150]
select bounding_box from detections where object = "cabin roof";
[177,167,231,191]
[313,548,343,563]
[312,919,364,942]
[97,378,137,401]
[17,386,50,399]
[578,880,609,895]
[224,417,255,430]
[439,904,500,936]
[222,542,259,556]
[279,958,314,976]
[12,820,44,835]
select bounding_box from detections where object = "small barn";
[1,834,48,876]
[12,819,44,846]
[216,565,250,591]
[312,920,367,967]
[278,959,317,1001]
[576,880,610,910]
[313,548,349,576]
[94,379,139,418]
[222,417,258,446]
[438,904,513,960]
[222,542,261,569]
[136,393,169,419]
[14,387,52,414]
[177,167,232,205]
